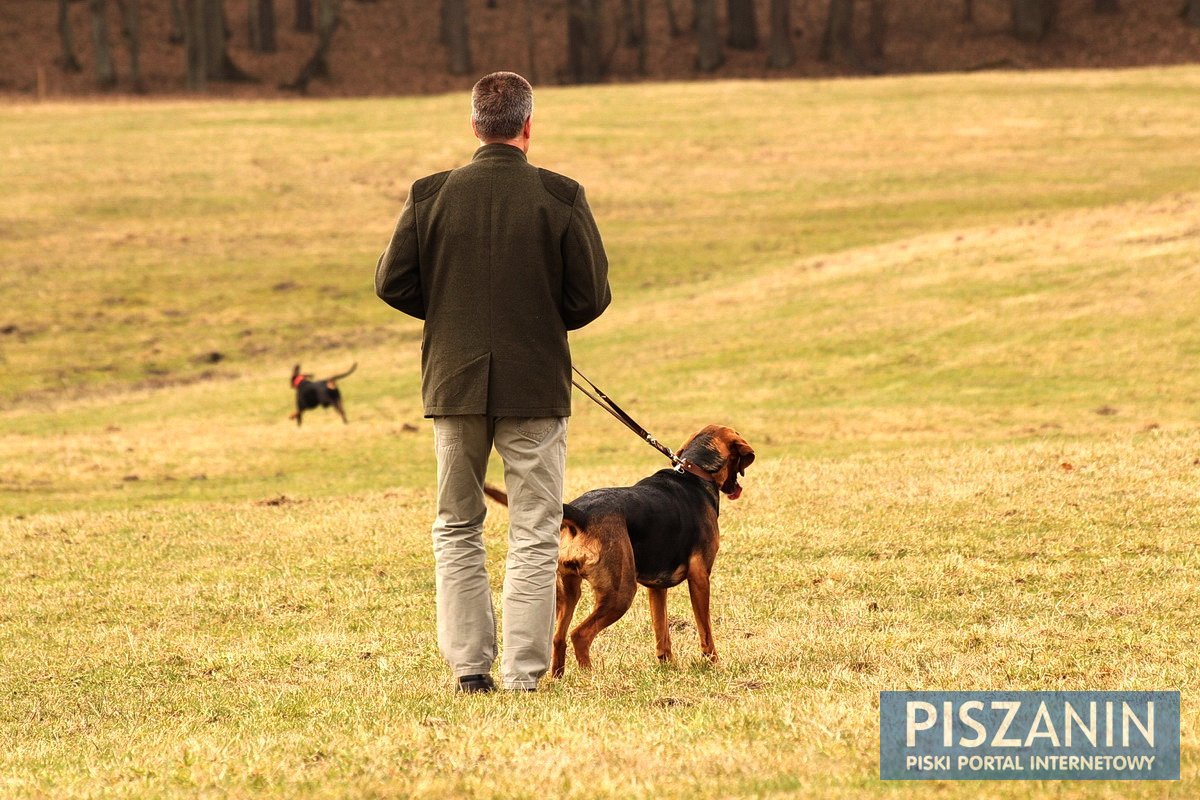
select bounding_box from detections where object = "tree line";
[53,0,1200,93]
[55,0,343,92]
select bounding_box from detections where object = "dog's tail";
[483,483,509,506]
[483,483,587,532]
[322,362,357,383]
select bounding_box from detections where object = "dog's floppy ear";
[731,436,755,475]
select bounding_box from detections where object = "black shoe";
[455,674,495,693]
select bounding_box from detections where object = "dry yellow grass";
[2,69,1200,797]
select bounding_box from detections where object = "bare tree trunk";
[202,0,252,80]
[819,0,854,62]
[727,0,757,50]
[169,0,186,42]
[115,0,144,91]
[567,0,604,83]
[620,0,637,46]
[203,0,224,78]
[314,0,339,75]
[665,0,682,36]
[634,0,647,73]
[1093,0,1119,11]
[767,0,794,67]
[295,0,314,32]
[249,0,278,51]
[89,0,118,87]
[524,0,539,82]
[1011,0,1057,41]
[183,0,207,88]
[1182,0,1200,26]
[964,0,974,23]
[283,0,340,90]
[57,0,84,71]
[867,0,887,59]
[442,0,472,74]
[694,0,722,70]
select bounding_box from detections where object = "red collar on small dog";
[292,374,307,388]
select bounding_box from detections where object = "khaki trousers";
[432,415,567,690]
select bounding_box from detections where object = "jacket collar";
[472,143,528,163]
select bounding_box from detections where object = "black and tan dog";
[485,424,755,677]
[289,363,356,426]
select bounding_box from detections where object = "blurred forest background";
[2,0,1199,98]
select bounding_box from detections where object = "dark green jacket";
[375,143,611,417]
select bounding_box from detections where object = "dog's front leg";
[648,587,673,663]
[686,552,717,663]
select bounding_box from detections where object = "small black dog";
[289,363,356,426]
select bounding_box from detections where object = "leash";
[570,366,716,484]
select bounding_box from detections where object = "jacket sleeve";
[375,189,425,320]
[560,185,612,331]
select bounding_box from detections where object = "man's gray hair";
[471,72,534,141]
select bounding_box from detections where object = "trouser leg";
[493,416,567,690]
[431,414,496,678]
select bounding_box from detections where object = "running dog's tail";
[321,362,358,384]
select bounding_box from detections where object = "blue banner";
[880,691,1180,780]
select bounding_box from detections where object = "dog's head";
[291,364,312,388]
[678,425,756,500]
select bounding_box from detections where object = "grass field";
[2,68,1199,798]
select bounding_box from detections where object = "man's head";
[471,72,533,152]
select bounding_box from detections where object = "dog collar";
[673,458,719,485]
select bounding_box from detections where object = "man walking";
[375,72,611,693]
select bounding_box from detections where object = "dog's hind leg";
[334,398,348,424]
[552,571,582,678]
[648,587,673,663]
[569,576,636,671]
[569,532,637,671]
[686,551,717,663]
